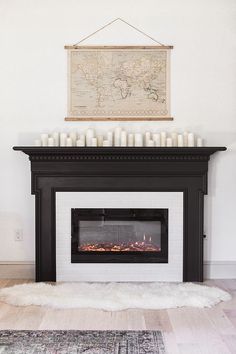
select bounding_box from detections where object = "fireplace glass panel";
[71,208,168,263]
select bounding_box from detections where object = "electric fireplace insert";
[71,208,168,263]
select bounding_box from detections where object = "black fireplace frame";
[13,146,226,282]
[71,208,168,263]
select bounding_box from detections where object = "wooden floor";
[0,279,235,353]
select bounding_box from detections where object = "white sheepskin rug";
[0,282,231,311]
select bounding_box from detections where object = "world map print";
[68,48,170,119]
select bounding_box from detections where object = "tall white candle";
[161,132,166,147]
[103,140,110,146]
[166,137,173,147]
[60,133,67,146]
[97,135,104,147]
[52,132,59,146]
[114,127,122,146]
[134,133,143,147]
[120,131,127,146]
[171,132,178,146]
[153,133,161,147]
[34,139,41,146]
[145,132,151,146]
[86,129,95,146]
[197,137,203,147]
[76,139,85,147]
[79,134,85,145]
[48,137,54,146]
[177,134,184,147]
[183,131,188,147]
[91,137,97,147]
[69,131,77,146]
[128,133,134,147]
[66,137,73,146]
[146,139,154,147]
[107,131,113,146]
[41,133,48,146]
[188,133,195,147]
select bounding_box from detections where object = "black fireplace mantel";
[13,146,226,282]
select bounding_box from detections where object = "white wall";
[0,0,236,264]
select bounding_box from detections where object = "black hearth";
[13,146,226,282]
[71,208,168,263]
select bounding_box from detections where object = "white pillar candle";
[120,131,127,146]
[69,131,77,146]
[48,137,54,146]
[134,133,143,147]
[177,134,184,147]
[103,140,110,146]
[114,127,122,146]
[86,129,95,146]
[197,137,203,147]
[145,132,151,146]
[79,134,85,145]
[161,132,166,147]
[76,139,85,147]
[153,133,161,147]
[53,132,59,146]
[66,137,73,146]
[188,133,195,147]
[146,139,155,147]
[171,132,178,146]
[97,135,104,147]
[107,131,113,146]
[60,133,67,146]
[128,133,134,147]
[91,137,97,147]
[183,131,188,147]
[41,133,48,146]
[166,137,173,147]
[34,139,41,146]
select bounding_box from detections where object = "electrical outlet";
[14,229,23,241]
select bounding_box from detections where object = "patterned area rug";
[0,330,165,354]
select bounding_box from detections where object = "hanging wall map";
[65,46,173,121]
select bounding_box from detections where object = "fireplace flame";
[78,240,160,252]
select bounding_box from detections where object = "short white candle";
[34,139,41,146]
[60,133,67,146]
[53,132,59,146]
[66,137,73,146]
[86,129,95,146]
[120,131,127,146]
[76,139,85,147]
[153,133,161,147]
[107,131,113,146]
[91,137,97,147]
[134,133,143,147]
[145,132,151,146]
[48,137,54,146]
[114,127,122,146]
[161,132,166,147]
[197,137,203,147]
[97,135,104,147]
[146,139,155,147]
[128,133,134,147]
[41,133,48,146]
[171,132,178,146]
[103,140,110,146]
[69,131,77,146]
[177,134,184,147]
[188,133,195,147]
[166,137,173,147]
[183,131,188,147]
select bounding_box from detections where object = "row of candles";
[35,128,204,147]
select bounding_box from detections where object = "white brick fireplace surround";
[56,192,183,282]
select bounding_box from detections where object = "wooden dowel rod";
[64,45,174,50]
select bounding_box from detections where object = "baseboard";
[0,261,35,280]
[0,261,235,280]
[204,261,236,279]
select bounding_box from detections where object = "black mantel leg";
[35,187,56,282]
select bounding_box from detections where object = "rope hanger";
[73,18,165,46]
